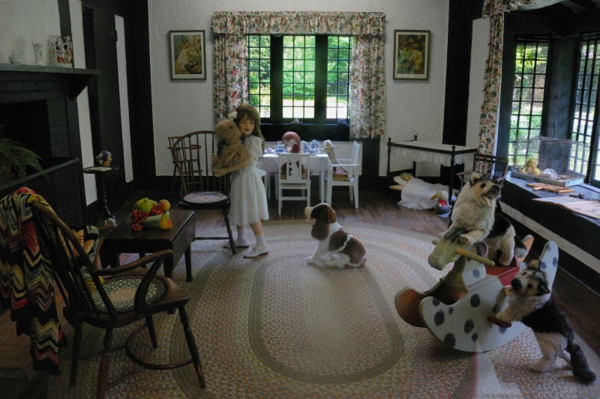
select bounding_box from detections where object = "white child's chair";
[325,141,361,208]
[277,153,311,215]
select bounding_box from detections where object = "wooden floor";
[13,189,600,398]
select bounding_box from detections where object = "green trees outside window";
[247,35,352,123]
[572,38,600,183]
[509,41,548,168]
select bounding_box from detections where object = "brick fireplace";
[0,64,97,225]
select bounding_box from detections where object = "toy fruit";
[131,209,145,231]
[131,198,164,230]
[141,214,161,228]
[159,199,171,212]
[135,197,149,210]
[141,200,153,214]
[159,212,173,230]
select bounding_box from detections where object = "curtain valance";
[211,11,385,36]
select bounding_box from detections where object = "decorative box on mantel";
[0,64,99,100]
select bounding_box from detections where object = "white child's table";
[258,152,331,203]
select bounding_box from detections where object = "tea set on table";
[266,138,322,154]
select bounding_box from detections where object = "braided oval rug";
[48,221,600,398]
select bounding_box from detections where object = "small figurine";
[52,36,65,66]
[9,48,23,64]
[31,38,44,66]
[95,151,112,167]
[62,36,73,67]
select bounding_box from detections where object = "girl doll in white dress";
[213,104,269,258]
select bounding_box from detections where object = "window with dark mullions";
[247,34,353,124]
[247,35,272,118]
[573,37,600,186]
[502,14,600,188]
[508,41,549,168]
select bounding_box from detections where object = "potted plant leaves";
[0,122,44,184]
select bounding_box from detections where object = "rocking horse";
[395,227,559,352]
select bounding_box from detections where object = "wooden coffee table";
[102,209,196,281]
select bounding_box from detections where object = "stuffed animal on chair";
[323,140,349,175]
[211,119,252,171]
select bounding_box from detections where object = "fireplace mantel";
[0,64,100,100]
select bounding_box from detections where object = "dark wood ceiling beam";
[561,0,597,12]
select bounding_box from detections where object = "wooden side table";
[83,166,120,221]
[102,209,196,281]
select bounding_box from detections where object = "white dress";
[229,135,269,226]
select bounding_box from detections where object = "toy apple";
[140,200,153,214]
[135,197,148,210]
[159,199,171,212]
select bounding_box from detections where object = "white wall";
[0,1,61,65]
[148,0,451,178]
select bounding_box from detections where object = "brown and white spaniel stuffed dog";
[304,203,367,268]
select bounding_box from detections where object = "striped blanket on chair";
[0,187,67,375]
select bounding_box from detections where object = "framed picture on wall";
[393,30,430,80]
[169,30,206,80]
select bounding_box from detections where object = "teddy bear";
[323,140,349,175]
[524,158,542,176]
[211,119,252,171]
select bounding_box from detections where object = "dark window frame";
[247,34,352,125]
[572,36,600,185]
[499,12,600,188]
[508,39,550,168]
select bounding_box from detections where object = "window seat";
[500,174,600,294]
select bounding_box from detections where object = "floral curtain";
[211,12,386,138]
[212,33,248,125]
[478,0,538,154]
[350,35,386,138]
